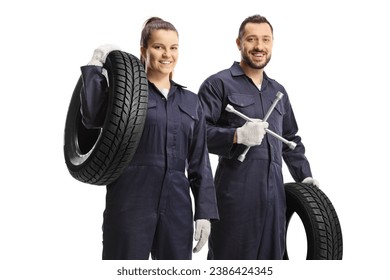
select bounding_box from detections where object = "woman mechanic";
[79,17,219,260]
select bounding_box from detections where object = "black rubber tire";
[283,182,343,260]
[64,51,148,185]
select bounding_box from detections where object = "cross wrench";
[225,92,297,161]
[236,91,283,161]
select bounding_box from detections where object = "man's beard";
[242,51,271,70]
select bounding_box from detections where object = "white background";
[1,0,389,279]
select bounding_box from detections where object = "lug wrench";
[236,91,284,161]
[225,92,296,161]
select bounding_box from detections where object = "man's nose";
[254,40,264,49]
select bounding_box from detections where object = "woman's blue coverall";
[198,62,312,260]
[80,65,219,260]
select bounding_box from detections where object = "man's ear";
[236,38,241,51]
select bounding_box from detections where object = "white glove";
[88,44,121,66]
[302,177,320,187]
[236,120,268,146]
[193,219,210,253]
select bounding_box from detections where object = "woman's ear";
[140,46,146,63]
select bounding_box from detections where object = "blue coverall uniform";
[198,62,312,260]
[80,65,219,260]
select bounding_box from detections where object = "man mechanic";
[198,14,319,260]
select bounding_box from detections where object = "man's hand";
[236,120,268,146]
[302,177,320,187]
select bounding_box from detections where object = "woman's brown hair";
[140,17,179,66]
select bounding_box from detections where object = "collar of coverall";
[230,61,271,91]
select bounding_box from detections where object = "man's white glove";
[88,44,121,66]
[193,219,210,253]
[302,177,320,187]
[237,120,268,146]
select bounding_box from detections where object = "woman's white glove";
[88,44,121,66]
[237,120,268,146]
[193,219,211,253]
[302,177,320,187]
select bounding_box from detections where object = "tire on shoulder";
[64,51,148,185]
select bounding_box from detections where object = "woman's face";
[141,29,179,77]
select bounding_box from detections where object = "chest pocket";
[226,93,256,127]
[265,99,285,135]
[178,103,198,137]
[145,99,157,126]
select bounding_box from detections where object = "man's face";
[237,22,273,70]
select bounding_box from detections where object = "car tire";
[64,51,148,185]
[284,182,343,260]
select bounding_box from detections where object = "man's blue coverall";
[198,62,312,260]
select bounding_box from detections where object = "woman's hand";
[193,219,211,253]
